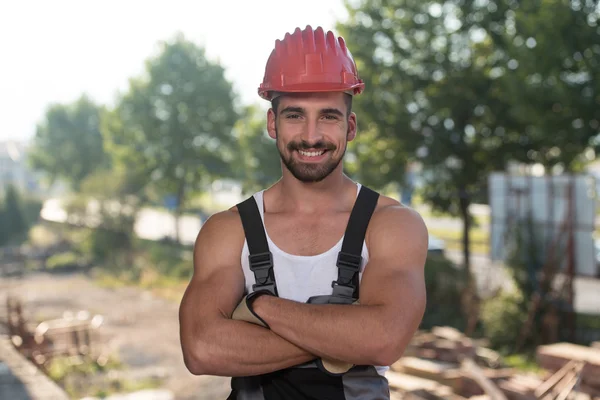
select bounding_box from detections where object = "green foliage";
[28,95,108,190]
[496,0,600,171]
[144,240,192,279]
[338,0,600,272]
[103,33,239,218]
[45,251,82,271]
[503,353,544,374]
[504,215,554,301]
[20,195,43,227]
[420,254,468,330]
[47,354,161,399]
[233,104,281,194]
[61,168,142,265]
[480,288,528,351]
[47,355,122,383]
[346,125,407,191]
[0,184,29,246]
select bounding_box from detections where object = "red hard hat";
[258,26,365,101]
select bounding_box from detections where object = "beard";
[276,128,346,183]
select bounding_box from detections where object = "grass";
[502,353,545,375]
[47,354,162,399]
[93,266,189,303]
[91,238,193,303]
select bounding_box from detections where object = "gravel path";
[0,272,231,400]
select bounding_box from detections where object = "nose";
[300,118,324,144]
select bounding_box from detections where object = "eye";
[322,114,339,121]
[285,114,301,119]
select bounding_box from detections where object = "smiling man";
[178,25,429,400]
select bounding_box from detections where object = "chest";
[264,212,351,256]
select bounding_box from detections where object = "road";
[40,198,600,314]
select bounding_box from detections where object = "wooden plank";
[496,380,536,400]
[537,343,600,387]
[535,360,578,398]
[432,326,467,342]
[386,370,456,398]
[395,357,463,391]
[537,343,600,365]
[460,358,508,400]
[397,357,457,376]
[456,368,516,398]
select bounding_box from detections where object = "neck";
[271,166,356,213]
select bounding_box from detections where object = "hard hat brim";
[258,81,365,101]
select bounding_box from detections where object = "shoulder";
[366,193,429,264]
[196,207,244,242]
[193,207,246,266]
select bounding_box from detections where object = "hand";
[231,290,272,328]
[317,357,354,375]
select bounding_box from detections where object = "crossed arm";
[178,205,428,377]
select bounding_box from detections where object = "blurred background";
[1,0,599,399]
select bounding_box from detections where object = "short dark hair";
[271,93,353,118]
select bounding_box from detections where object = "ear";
[346,112,357,142]
[267,108,277,139]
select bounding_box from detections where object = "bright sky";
[0,0,348,142]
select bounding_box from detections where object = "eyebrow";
[280,106,345,117]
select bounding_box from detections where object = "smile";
[298,150,326,157]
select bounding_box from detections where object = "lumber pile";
[389,327,600,400]
[536,343,600,397]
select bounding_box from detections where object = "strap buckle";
[335,251,362,285]
[330,282,356,303]
[336,251,362,269]
[249,252,277,295]
[252,282,277,296]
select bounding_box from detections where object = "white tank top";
[239,183,390,375]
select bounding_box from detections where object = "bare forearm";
[253,296,394,366]
[186,318,315,377]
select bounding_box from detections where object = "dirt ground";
[0,271,232,400]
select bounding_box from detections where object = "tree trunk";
[459,189,471,275]
[458,187,479,335]
[174,179,186,245]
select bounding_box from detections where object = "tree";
[103,33,239,243]
[492,0,600,172]
[0,184,28,245]
[338,0,521,293]
[69,168,142,265]
[29,95,108,191]
[233,104,282,195]
[338,0,599,332]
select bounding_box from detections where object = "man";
[179,25,428,399]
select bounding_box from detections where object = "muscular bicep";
[358,206,428,345]
[179,210,246,347]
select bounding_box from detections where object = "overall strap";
[236,195,278,296]
[331,186,380,302]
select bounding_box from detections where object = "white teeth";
[298,150,325,157]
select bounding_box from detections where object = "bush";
[0,184,28,245]
[420,254,468,330]
[46,251,83,271]
[21,195,43,227]
[480,288,528,352]
[145,241,192,279]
